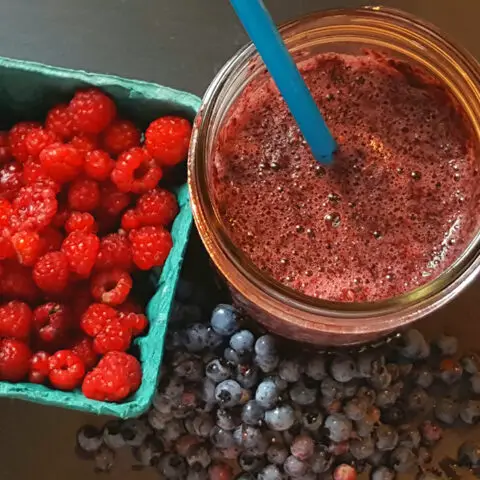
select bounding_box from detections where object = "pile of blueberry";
[75,280,480,479]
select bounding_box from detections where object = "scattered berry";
[145,116,192,167]
[29,351,50,384]
[49,349,85,390]
[102,119,141,156]
[39,144,84,183]
[93,321,132,354]
[68,177,100,212]
[45,103,74,140]
[33,251,70,293]
[129,225,173,270]
[80,303,118,337]
[69,88,116,134]
[136,188,179,227]
[61,231,100,277]
[0,338,31,381]
[95,233,133,271]
[0,300,32,339]
[84,150,115,181]
[111,147,162,194]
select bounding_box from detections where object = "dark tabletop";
[0,1,478,479]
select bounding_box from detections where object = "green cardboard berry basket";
[0,56,201,418]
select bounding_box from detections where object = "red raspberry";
[102,120,141,156]
[29,351,50,384]
[136,188,178,227]
[93,321,132,354]
[68,177,100,211]
[51,203,70,228]
[39,226,64,253]
[129,226,173,270]
[45,103,74,140]
[120,312,148,337]
[70,284,93,323]
[111,147,163,194]
[0,199,14,260]
[65,211,97,233]
[69,88,117,134]
[70,336,98,371]
[33,251,70,294]
[0,260,39,301]
[145,116,192,167]
[208,463,233,480]
[0,236,14,260]
[24,128,58,158]
[80,303,118,337]
[0,339,32,382]
[96,233,133,271]
[91,268,132,306]
[99,181,131,217]
[0,162,23,200]
[82,351,141,402]
[9,121,41,163]
[11,230,42,266]
[117,300,143,315]
[0,300,32,339]
[32,303,72,348]
[10,183,58,232]
[69,133,99,154]
[61,231,100,277]
[84,150,114,181]
[333,464,357,480]
[39,143,84,183]
[48,350,85,391]
[0,131,12,164]
[22,159,59,192]
[120,208,141,230]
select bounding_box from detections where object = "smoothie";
[212,52,479,302]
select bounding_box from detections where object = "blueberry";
[224,347,250,364]
[182,323,210,352]
[205,327,223,350]
[202,378,216,404]
[375,385,401,409]
[436,334,458,356]
[324,414,353,443]
[187,466,209,480]
[210,426,235,449]
[216,408,240,431]
[175,279,194,302]
[309,446,333,473]
[236,364,259,389]
[289,380,316,406]
[257,464,284,480]
[343,379,360,398]
[413,366,434,389]
[400,329,430,360]
[153,392,174,414]
[94,445,115,473]
[157,453,187,478]
[320,377,344,401]
[161,420,186,445]
[398,424,421,449]
[256,379,280,409]
[367,451,387,468]
[461,352,480,375]
[471,372,480,394]
[380,404,406,426]
[211,304,240,336]
[163,375,185,400]
[206,358,232,383]
[268,374,288,392]
[278,359,303,383]
[267,444,289,465]
[173,357,204,382]
[330,354,356,383]
[417,446,432,465]
[255,354,280,373]
[238,452,266,473]
[375,424,399,452]
[301,409,324,431]
[369,365,392,390]
[306,354,327,380]
[439,358,463,385]
[356,386,376,405]
[418,473,442,480]
[434,397,459,424]
[120,419,151,447]
[230,330,255,354]
[76,425,103,453]
[132,436,163,467]
[344,397,368,421]
[215,380,243,407]
[458,441,480,467]
[242,400,265,426]
[390,446,417,473]
[371,466,396,480]
[290,434,315,461]
[170,303,203,324]
[255,335,277,358]
[103,420,126,450]
[420,420,443,446]
[186,444,211,469]
[233,425,266,450]
[283,455,309,477]
[356,351,383,378]
[148,408,172,431]
[264,405,296,431]
[460,399,480,424]
[350,434,375,460]
[187,413,216,437]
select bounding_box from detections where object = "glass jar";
[188,7,480,346]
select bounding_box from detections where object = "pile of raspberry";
[0,87,192,402]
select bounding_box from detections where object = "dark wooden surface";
[0,1,478,478]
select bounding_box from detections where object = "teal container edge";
[0,56,201,418]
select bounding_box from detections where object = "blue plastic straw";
[229,0,336,164]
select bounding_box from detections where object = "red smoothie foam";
[212,52,479,302]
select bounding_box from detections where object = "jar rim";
[188,6,480,331]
